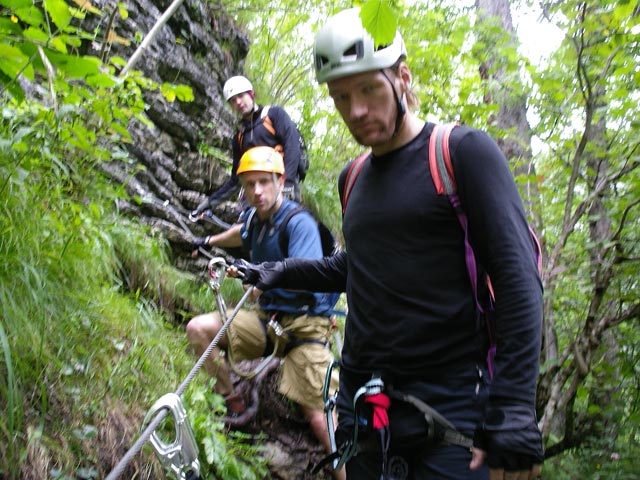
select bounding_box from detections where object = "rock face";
[84,2,336,478]
[92,0,249,273]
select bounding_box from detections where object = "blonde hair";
[389,60,420,112]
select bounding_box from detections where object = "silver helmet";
[314,8,407,84]
[223,75,253,101]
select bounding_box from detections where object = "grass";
[0,102,267,479]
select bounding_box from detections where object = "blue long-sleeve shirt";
[240,199,338,316]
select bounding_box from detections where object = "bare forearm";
[206,224,243,248]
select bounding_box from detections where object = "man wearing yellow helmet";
[191,75,306,219]
[187,146,344,479]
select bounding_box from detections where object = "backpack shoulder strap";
[261,105,276,136]
[240,206,258,249]
[278,205,305,255]
[341,152,370,215]
[428,122,458,195]
[237,106,275,149]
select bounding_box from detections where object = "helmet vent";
[316,55,329,70]
[343,40,365,60]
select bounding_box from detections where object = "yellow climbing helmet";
[237,146,285,175]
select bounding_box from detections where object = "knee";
[305,409,328,436]
[186,313,220,343]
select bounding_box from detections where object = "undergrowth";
[0,84,267,480]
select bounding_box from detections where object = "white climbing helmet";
[223,75,253,101]
[314,8,407,84]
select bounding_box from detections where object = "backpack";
[243,205,339,257]
[341,123,542,378]
[238,105,309,183]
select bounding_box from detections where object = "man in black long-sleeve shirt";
[233,8,544,480]
[193,75,304,216]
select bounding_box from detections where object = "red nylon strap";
[364,393,391,429]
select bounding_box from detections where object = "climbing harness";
[142,393,200,480]
[105,257,255,480]
[313,372,474,476]
[205,253,282,379]
[313,371,388,474]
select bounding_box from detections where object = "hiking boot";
[224,392,246,417]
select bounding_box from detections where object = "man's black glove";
[190,198,219,221]
[474,406,544,471]
[231,259,286,291]
[192,236,210,249]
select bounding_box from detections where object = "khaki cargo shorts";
[227,307,339,410]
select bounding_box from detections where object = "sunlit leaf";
[161,83,194,102]
[44,0,72,30]
[360,0,396,47]
[0,43,34,80]
[117,2,128,19]
[0,0,32,8]
[22,26,49,44]
[55,55,101,78]
[14,5,44,27]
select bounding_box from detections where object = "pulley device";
[142,393,200,480]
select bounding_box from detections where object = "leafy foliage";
[0,0,269,478]
[1,0,639,477]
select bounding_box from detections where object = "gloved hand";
[473,406,544,473]
[230,259,286,291]
[192,236,210,249]
[190,198,218,221]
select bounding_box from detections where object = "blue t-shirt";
[240,199,338,316]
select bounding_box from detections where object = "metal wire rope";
[105,196,243,478]
[105,285,255,479]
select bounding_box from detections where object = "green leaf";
[0,17,23,35]
[360,0,397,47]
[0,43,34,80]
[161,83,194,102]
[14,5,45,27]
[22,26,49,44]
[86,72,117,88]
[55,55,101,79]
[44,0,72,30]
[49,36,68,53]
[0,0,32,8]
[117,2,128,19]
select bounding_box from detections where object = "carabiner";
[334,376,386,469]
[208,257,227,292]
[323,361,340,470]
[142,393,200,480]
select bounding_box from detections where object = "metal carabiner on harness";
[322,360,340,470]
[336,375,386,470]
[142,393,200,480]
[313,372,388,474]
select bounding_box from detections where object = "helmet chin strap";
[265,173,283,217]
[381,70,406,137]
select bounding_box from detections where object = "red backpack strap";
[341,152,370,215]
[428,122,458,195]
